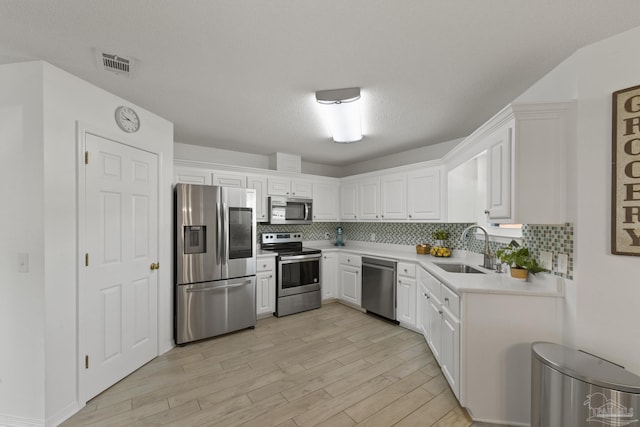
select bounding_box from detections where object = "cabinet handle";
[439,310,443,315]
[484,209,490,215]
[409,214,412,218]
[444,297,449,303]
[269,275,273,278]
[354,215,357,219]
[423,293,427,297]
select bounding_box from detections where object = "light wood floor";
[62,302,474,427]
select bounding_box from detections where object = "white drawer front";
[440,284,460,318]
[397,262,416,278]
[257,257,276,272]
[420,268,441,300]
[338,253,362,267]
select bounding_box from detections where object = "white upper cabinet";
[358,177,381,220]
[445,102,573,224]
[340,181,358,220]
[291,179,313,198]
[485,123,512,220]
[212,172,247,188]
[380,174,407,220]
[313,182,339,221]
[268,177,312,198]
[267,177,291,196]
[407,167,442,221]
[174,166,212,185]
[247,175,268,222]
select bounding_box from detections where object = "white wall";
[518,26,640,374]
[0,61,174,426]
[174,142,344,177]
[0,62,46,426]
[343,138,462,176]
[175,138,461,179]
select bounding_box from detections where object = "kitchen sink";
[434,262,485,274]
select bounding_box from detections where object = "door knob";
[150,262,160,270]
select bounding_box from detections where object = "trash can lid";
[532,342,640,394]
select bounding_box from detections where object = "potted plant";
[430,229,451,257]
[496,241,545,279]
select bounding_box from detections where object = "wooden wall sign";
[612,84,640,255]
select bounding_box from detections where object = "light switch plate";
[540,251,553,270]
[557,253,568,274]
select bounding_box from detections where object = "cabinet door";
[358,178,380,220]
[247,176,268,222]
[174,166,212,185]
[256,271,275,316]
[340,182,358,220]
[321,253,337,300]
[212,172,246,188]
[486,125,512,220]
[291,179,312,198]
[427,296,442,362]
[441,309,460,398]
[380,174,407,220]
[313,182,339,221]
[267,177,291,196]
[417,280,430,339]
[397,277,417,326]
[408,168,442,220]
[339,265,361,306]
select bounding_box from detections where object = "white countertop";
[299,241,564,298]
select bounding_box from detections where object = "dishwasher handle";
[362,257,397,271]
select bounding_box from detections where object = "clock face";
[115,106,140,133]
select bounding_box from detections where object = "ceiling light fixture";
[315,87,362,143]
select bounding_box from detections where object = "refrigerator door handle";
[185,280,253,293]
[216,201,222,266]
[222,202,228,263]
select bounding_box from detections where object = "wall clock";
[115,106,140,133]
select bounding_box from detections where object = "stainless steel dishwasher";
[361,257,398,323]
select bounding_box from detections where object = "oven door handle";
[279,253,322,262]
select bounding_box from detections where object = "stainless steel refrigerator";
[174,183,257,345]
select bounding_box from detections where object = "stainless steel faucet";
[461,225,495,269]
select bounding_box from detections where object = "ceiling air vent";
[95,50,135,77]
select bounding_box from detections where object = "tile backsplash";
[257,222,574,279]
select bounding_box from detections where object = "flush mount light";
[315,87,362,143]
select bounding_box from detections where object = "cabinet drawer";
[338,253,362,267]
[397,262,416,278]
[440,284,460,318]
[257,257,275,272]
[420,268,441,300]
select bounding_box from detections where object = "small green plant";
[496,241,545,274]
[432,229,449,240]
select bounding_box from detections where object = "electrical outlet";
[557,253,568,274]
[539,251,552,270]
[324,232,331,240]
[370,233,376,241]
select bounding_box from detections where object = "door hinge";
[85,253,89,267]
[85,355,89,369]
[85,151,89,164]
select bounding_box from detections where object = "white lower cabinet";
[396,262,417,327]
[256,257,276,317]
[418,267,460,398]
[321,252,337,300]
[338,254,361,306]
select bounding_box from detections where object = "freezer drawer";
[175,276,256,345]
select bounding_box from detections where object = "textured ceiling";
[2,1,640,166]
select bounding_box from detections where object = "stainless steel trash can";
[532,342,640,427]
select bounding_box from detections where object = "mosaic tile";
[257,221,575,279]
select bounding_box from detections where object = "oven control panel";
[261,232,303,244]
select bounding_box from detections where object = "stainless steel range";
[260,233,321,317]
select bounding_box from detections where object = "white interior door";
[80,132,159,401]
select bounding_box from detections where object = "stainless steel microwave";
[268,196,313,224]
